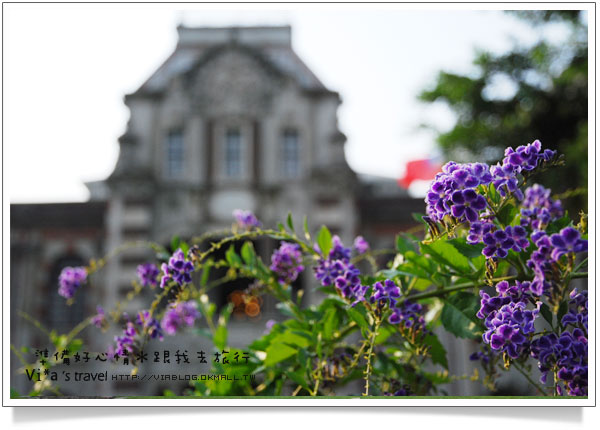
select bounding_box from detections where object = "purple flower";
[160,249,194,288]
[161,301,200,335]
[370,279,401,307]
[502,140,545,172]
[450,189,487,222]
[482,228,515,259]
[467,221,494,244]
[425,161,492,222]
[491,163,523,200]
[58,266,87,299]
[353,236,370,254]
[482,301,539,359]
[137,263,160,287]
[270,242,304,285]
[466,162,493,185]
[264,319,277,334]
[233,209,261,229]
[520,184,564,230]
[505,225,530,252]
[313,244,363,303]
[333,263,362,299]
[389,300,426,331]
[329,235,352,261]
[469,347,493,365]
[136,310,164,341]
[561,289,588,330]
[314,258,346,286]
[549,227,587,261]
[91,306,106,328]
[531,329,587,396]
[114,322,137,356]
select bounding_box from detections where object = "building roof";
[131,25,332,97]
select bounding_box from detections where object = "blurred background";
[7,5,588,397]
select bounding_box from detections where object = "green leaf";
[214,325,228,350]
[170,235,181,251]
[272,330,311,349]
[241,241,256,266]
[487,183,501,205]
[346,307,369,332]
[440,292,482,339]
[557,300,569,324]
[225,245,241,266]
[448,238,484,259]
[264,343,297,366]
[317,225,333,257]
[322,308,338,340]
[67,338,83,354]
[421,240,471,273]
[179,241,190,256]
[303,216,311,241]
[200,260,212,287]
[540,303,553,327]
[396,233,417,254]
[424,333,448,369]
[497,204,519,227]
[286,213,295,232]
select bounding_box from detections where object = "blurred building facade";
[10,25,426,396]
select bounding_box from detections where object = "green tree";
[419,10,588,211]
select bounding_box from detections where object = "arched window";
[224,128,242,178]
[281,129,300,178]
[165,129,184,178]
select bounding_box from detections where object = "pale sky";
[4,4,577,202]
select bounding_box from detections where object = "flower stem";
[513,361,547,396]
[363,315,382,396]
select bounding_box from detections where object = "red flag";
[398,159,442,189]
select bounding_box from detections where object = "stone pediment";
[184,44,286,117]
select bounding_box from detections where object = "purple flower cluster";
[161,301,200,335]
[478,280,540,358]
[469,347,493,365]
[136,310,164,341]
[526,231,554,295]
[314,236,364,303]
[561,289,588,330]
[329,235,352,261]
[364,279,426,330]
[483,300,540,359]
[384,386,411,396]
[91,305,106,329]
[370,280,401,307]
[467,221,493,244]
[481,225,529,259]
[58,266,87,299]
[549,227,587,261]
[425,162,492,222]
[270,242,305,285]
[137,263,160,287]
[531,329,588,396]
[233,209,261,230]
[160,249,194,288]
[520,184,564,230]
[353,236,370,254]
[491,140,556,200]
[389,300,426,331]
[114,322,136,356]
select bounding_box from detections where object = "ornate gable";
[185,45,286,117]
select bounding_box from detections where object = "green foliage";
[419,11,588,211]
[440,292,483,339]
